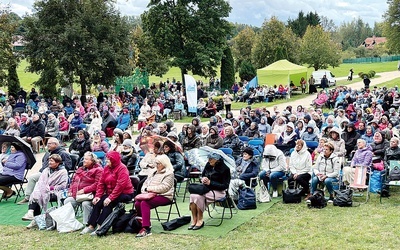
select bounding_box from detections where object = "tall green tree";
[129,26,169,77]
[220,46,235,89]
[384,0,400,53]
[300,25,341,71]
[251,17,300,69]
[238,60,256,82]
[23,0,131,102]
[287,11,320,38]
[231,27,256,71]
[337,18,372,50]
[142,0,232,82]
[0,6,19,88]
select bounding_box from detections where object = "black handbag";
[333,189,353,207]
[282,185,302,204]
[188,183,210,195]
[161,215,191,231]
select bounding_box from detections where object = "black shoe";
[5,191,16,200]
[188,224,195,230]
[192,222,204,230]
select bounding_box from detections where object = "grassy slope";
[14,60,398,92]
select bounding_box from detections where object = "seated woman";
[288,140,312,200]
[22,154,68,222]
[163,140,185,182]
[228,147,259,201]
[3,118,20,137]
[342,139,373,186]
[275,122,298,156]
[134,154,175,238]
[0,143,27,199]
[80,151,133,235]
[259,145,286,198]
[91,130,109,165]
[0,142,11,173]
[243,122,260,139]
[69,111,84,138]
[310,142,340,202]
[189,152,231,230]
[109,128,123,153]
[138,141,161,180]
[204,126,223,149]
[64,152,103,225]
[45,113,59,138]
[69,130,91,159]
[313,91,328,107]
[121,139,137,175]
[87,111,103,135]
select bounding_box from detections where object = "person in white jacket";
[288,139,312,200]
[259,144,286,198]
[310,142,341,202]
[87,111,103,135]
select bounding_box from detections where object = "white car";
[312,70,336,87]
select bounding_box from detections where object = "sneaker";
[306,199,311,204]
[90,230,98,237]
[272,191,278,198]
[17,198,29,205]
[136,228,152,238]
[327,199,334,204]
[26,220,37,229]
[21,212,34,221]
[80,226,95,235]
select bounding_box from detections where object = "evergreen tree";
[239,60,256,82]
[220,46,235,90]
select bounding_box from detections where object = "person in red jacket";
[80,151,134,235]
[59,116,69,132]
[64,152,103,225]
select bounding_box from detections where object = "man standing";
[17,138,72,204]
[321,75,328,90]
[363,75,371,89]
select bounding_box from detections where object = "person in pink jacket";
[64,152,103,224]
[80,151,133,235]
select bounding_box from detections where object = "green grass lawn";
[1,193,400,249]
[14,60,398,94]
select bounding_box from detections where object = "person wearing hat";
[259,145,286,198]
[341,123,360,158]
[228,147,259,201]
[189,152,231,230]
[205,126,223,149]
[0,143,27,199]
[121,139,137,175]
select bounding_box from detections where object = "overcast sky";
[8,0,388,27]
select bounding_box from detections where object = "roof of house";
[361,36,386,49]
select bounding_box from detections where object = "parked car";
[312,70,336,87]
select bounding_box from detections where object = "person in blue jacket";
[116,108,131,131]
[0,143,27,199]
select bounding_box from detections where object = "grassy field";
[1,193,400,249]
[13,60,398,94]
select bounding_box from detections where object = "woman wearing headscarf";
[69,130,91,159]
[276,122,298,155]
[22,154,68,221]
[189,152,231,230]
[204,126,223,149]
[243,122,260,139]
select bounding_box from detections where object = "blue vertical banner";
[184,74,198,113]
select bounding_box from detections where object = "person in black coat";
[189,153,231,230]
[22,114,45,153]
[120,139,137,175]
[69,130,91,160]
[228,147,259,200]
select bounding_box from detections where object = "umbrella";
[0,135,36,167]
[186,146,237,178]
[139,135,183,154]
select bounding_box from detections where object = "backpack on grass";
[307,189,327,209]
[237,187,257,210]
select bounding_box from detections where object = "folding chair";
[264,133,276,146]
[207,190,236,226]
[154,179,181,222]
[238,136,250,146]
[7,163,33,203]
[182,165,202,202]
[380,160,400,203]
[349,165,370,202]
[219,147,233,156]
[68,154,80,179]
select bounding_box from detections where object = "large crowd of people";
[0,80,399,237]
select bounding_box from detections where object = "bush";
[358,70,376,79]
[368,70,376,78]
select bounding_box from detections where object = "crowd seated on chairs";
[2,82,400,235]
